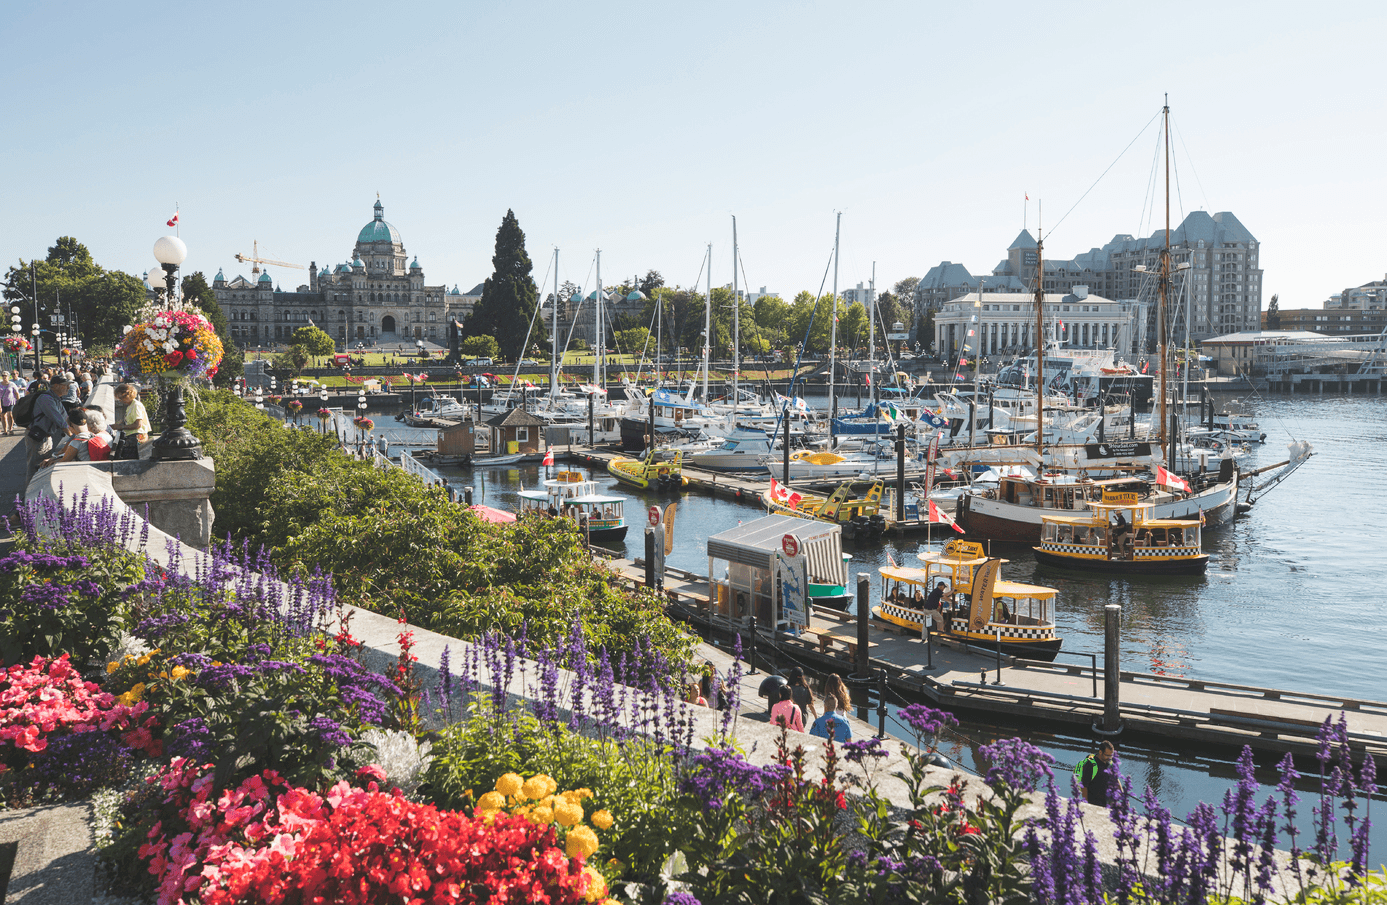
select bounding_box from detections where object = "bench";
[810,627,879,661]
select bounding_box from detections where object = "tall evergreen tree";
[465,210,545,360]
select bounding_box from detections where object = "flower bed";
[4,479,1385,903]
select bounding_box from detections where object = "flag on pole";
[1025,193,1029,201]
[166,211,179,227]
[864,373,871,386]
[542,448,555,466]
[769,478,802,510]
[1156,465,1191,493]
[928,500,965,533]
[887,551,898,568]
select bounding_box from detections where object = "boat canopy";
[879,565,934,586]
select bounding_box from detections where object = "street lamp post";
[9,306,22,378]
[30,324,39,375]
[148,234,202,461]
[319,388,329,435]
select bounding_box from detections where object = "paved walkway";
[0,432,29,535]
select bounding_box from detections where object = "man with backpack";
[1074,741,1116,806]
[20,375,72,500]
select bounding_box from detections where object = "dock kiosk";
[707,515,849,631]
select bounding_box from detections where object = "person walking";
[23,375,71,498]
[1075,741,1116,806]
[0,373,18,434]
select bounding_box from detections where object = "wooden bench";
[811,627,879,661]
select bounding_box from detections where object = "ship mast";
[1034,234,1045,456]
[1159,96,1171,470]
[830,212,841,442]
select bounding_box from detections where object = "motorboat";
[761,478,886,540]
[607,447,688,492]
[873,543,1062,661]
[515,471,629,543]
[685,429,773,472]
[1033,491,1207,575]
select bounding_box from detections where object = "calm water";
[416,391,1386,856]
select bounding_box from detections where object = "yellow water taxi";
[871,540,1062,660]
[607,447,688,492]
[1032,490,1208,575]
[761,479,886,540]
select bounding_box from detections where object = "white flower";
[122,325,132,334]
[142,340,155,352]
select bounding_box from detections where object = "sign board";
[1102,490,1140,506]
[663,503,676,556]
[886,332,910,341]
[1085,441,1151,459]
[775,552,809,628]
[647,505,661,527]
[781,533,799,557]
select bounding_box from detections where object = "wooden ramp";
[608,557,1387,761]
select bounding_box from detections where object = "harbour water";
[385,390,1385,854]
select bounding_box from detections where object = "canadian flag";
[769,478,802,510]
[928,500,965,533]
[864,373,871,385]
[166,211,179,227]
[1156,465,1191,493]
[542,449,554,466]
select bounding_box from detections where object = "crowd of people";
[9,361,157,500]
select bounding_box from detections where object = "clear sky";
[4,0,1383,309]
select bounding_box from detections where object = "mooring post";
[464,486,474,506]
[876,670,888,739]
[644,527,656,589]
[1103,603,1122,733]
[856,572,871,722]
[993,627,1004,685]
[747,614,758,675]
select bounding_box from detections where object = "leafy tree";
[183,271,244,383]
[461,335,500,359]
[3,237,144,349]
[464,210,545,360]
[753,294,790,342]
[841,302,868,354]
[1266,293,1280,330]
[274,344,309,375]
[788,291,843,353]
[893,276,920,309]
[638,270,664,297]
[614,326,650,356]
[291,325,336,360]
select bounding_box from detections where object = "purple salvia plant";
[1185,801,1224,903]
[1350,751,1376,879]
[1224,746,1261,890]
[1254,797,1280,902]
[977,737,1053,793]
[1139,785,1175,903]
[436,645,453,721]
[1081,828,1105,904]
[1275,751,1305,891]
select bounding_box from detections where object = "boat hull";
[956,474,1238,543]
[1032,547,1209,575]
[587,524,629,543]
[874,606,1062,661]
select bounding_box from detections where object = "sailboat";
[954,99,1240,542]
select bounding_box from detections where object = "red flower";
[165,350,185,367]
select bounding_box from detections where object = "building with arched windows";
[214,199,461,349]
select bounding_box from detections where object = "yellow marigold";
[136,649,161,667]
[106,661,120,675]
[581,866,607,903]
[591,809,614,830]
[530,805,554,824]
[566,825,599,859]
[495,772,524,798]
[170,666,191,681]
[476,791,505,812]
[554,797,584,827]
[117,691,136,707]
[523,774,557,801]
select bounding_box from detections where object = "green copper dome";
[357,199,402,245]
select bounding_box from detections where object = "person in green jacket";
[1075,741,1115,806]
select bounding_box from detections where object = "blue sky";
[4,1,1383,308]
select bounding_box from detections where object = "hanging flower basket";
[4,337,31,352]
[353,416,375,431]
[268,395,283,406]
[286,400,304,414]
[114,300,224,384]
[316,408,333,421]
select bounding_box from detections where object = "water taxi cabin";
[1035,490,1207,574]
[707,515,848,631]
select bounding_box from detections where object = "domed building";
[214,199,461,349]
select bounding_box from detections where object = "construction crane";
[235,240,304,275]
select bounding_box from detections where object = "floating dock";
[605,558,1387,762]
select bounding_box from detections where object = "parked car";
[518,359,541,367]
[470,358,493,366]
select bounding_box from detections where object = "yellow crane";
[235,240,304,275]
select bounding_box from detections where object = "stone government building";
[214,200,475,349]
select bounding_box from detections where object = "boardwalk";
[609,558,1387,762]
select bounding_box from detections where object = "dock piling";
[1102,604,1123,734]
[464,486,473,506]
[747,615,757,675]
[876,671,888,739]
[856,572,870,720]
[993,628,1004,685]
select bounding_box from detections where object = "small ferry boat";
[607,447,688,492]
[1032,490,1207,575]
[686,429,773,472]
[761,478,886,540]
[872,540,1062,660]
[516,470,629,543]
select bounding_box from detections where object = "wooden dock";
[608,558,1387,762]
[565,446,948,534]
